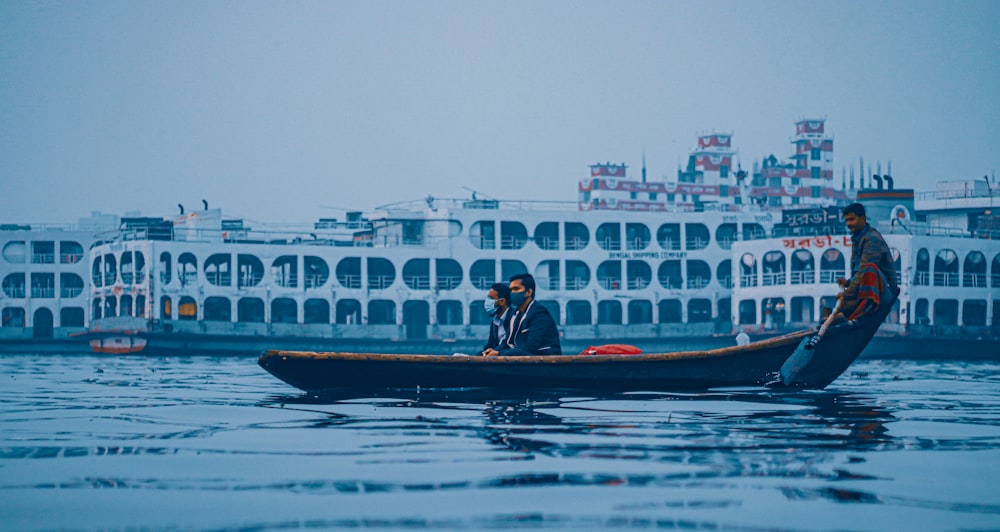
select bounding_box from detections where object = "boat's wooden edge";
[259,329,811,364]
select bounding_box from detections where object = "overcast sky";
[2,0,998,225]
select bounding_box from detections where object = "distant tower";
[691,132,735,186]
[752,118,841,208]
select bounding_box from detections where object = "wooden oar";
[779,299,844,386]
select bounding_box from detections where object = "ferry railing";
[717,238,734,250]
[121,273,133,284]
[761,272,785,286]
[179,271,198,286]
[933,272,960,287]
[628,278,651,290]
[740,274,758,288]
[368,275,394,290]
[206,272,232,286]
[819,271,843,284]
[538,276,559,291]
[658,238,681,250]
[565,238,587,251]
[597,277,622,290]
[598,238,621,251]
[3,286,26,298]
[471,276,492,290]
[536,237,559,250]
[565,277,588,290]
[338,275,362,289]
[963,273,988,288]
[789,271,815,284]
[436,276,461,290]
[274,274,297,288]
[719,276,733,289]
[103,273,116,286]
[657,276,683,290]
[304,275,326,289]
[31,253,55,264]
[500,236,527,250]
[61,287,83,298]
[60,253,83,264]
[626,238,650,251]
[404,276,431,290]
[238,273,264,288]
[686,238,708,250]
[913,271,930,286]
[31,287,54,298]
[686,277,709,290]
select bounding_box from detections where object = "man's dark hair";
[490,282,510,301]
[843,202,866,218]
[509,273,536,293]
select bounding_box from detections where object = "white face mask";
[484,297,499,316]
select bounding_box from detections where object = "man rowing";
[836,202,897,321]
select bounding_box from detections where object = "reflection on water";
[0,355,998,530]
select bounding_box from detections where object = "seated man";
[480,282,512,356]
[837,202,897,320]
[483,273,561,356]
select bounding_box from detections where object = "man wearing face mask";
[484,273,561,357]
[480,282,512,356]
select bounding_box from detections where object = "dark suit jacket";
[482,309,513,353]
[499,301,562,356]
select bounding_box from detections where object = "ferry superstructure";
[2,119,997,355]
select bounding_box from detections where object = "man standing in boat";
[837,203,897,320]
[480,282,513,356]
[483,273,562,356]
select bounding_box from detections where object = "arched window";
[597,300,622,324]
[304,299,330,324]
[436,259,463,290]
[686,260,711,289]
[271,298,298,323]
[933,249,959,287]
[304,256,330,288]
[336,257,362,289]
[237,298,265,323]
[657,223,681,250]
[469,259,496,290]
[685,223,710,250]
[740,254,758,288]
[367,258,395,290]
[628,300,653,324]
[625,223,650,250]
[533,222,559,250]
[564,222,589,250]
[626,260,651,290]
[204,297,232,321]
[658,300,682,323]
[688,299,712,322]
[566,300,591,325]
[819,249,845,284]
[658,260,683,290]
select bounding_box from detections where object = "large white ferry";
[2,119,997,356]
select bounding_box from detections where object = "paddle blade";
[779,336,815,386]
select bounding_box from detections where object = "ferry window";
[336,257,362,289]
[120,295,133,317]
[993,254,1000,287]
[92,299,102,321]
[468,301,491,325]
[597,260,622,290]
[963,300,987,326]
[470,221,496,250]
[120,252,135,284]
[537,300,560,325]
[135,252,146,283]
[403,259,431,290]
[791,296,814,323]
[304,256,330,288]
[739,254,757,288]
[625,223,650,250]
[564,222,589,250]
[104,297,118,319]
[272,256,298,288]
[658,260,682,290]
[685,224,710,250]
[501,260,527,281]
[271,298,298,324]
[204,297,232,322]
[102,254,117,286]
[597,300,622,325]
[762,298,786,329]
[136,295,146,318]
[565,260,590,290]
[160,296,171,320]
[717,297,732,322]
[933,299,958,326]
[933,249,959,287]
[2,273,26,298]
[762,251,786,286]
[533,222,560,250]
[596,223,621,251]
[566,300,591,325]
[811,148,821,161]
[59,241,83,264]
[31,241,55,264]
[819,249,845,284]
[160,252,172,285]
[304,299,330,324]
[500,221,528,250]
[469,259,496,290]
[738,300,756,325]
[686,260,711,289]
[435,258,463,290]
[626,260,651,290]
[963,251,987,288]
[237,297,264,323]
[658,300,682,323]
[335,299,361,325]
[536,260,560,291]
[1,307,25,327]
[1,241,26,263]
[688,299,712,322]
[237,254,263,288]
[716,260,732,289]
[29,273,54,298]
[369,300,396,325]
[367,258,395,290]
[715,224,737,250]
[742,223,766,240]
[628,300,652,324]
[92,257,103,287]
[914,298,929,325]
[656,224,681,250]
[811,186,821,198]
[206,254,232,287]
[810,167,820,179]
[178,253,197,287]
[436,300,463,325]
[60,307,84,327]
[177,296,196,321]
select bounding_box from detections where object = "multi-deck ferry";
[2,119,997,356]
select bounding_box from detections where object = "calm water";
[1,354,998,531]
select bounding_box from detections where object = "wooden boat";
[259,291,898,393]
